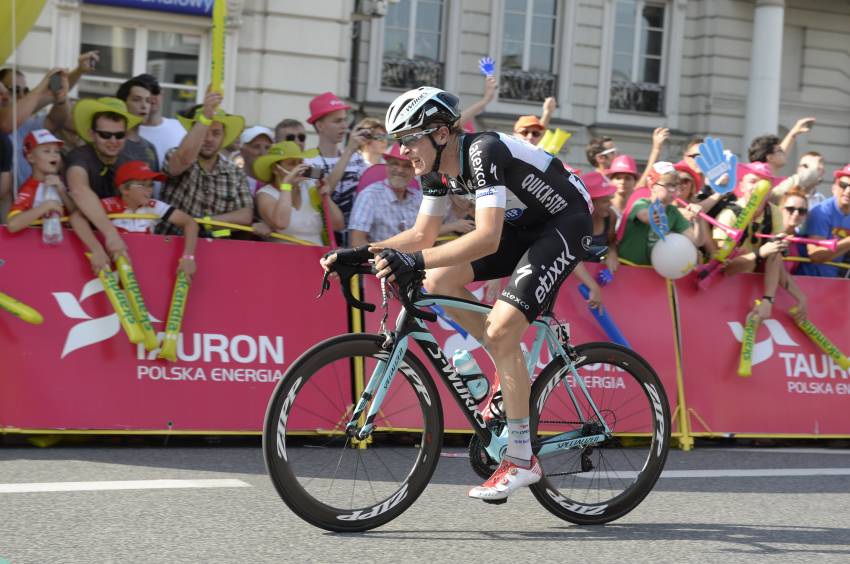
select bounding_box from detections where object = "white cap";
[240,125,274,145]
[23,129,64,152]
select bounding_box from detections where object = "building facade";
[6,0,850,180]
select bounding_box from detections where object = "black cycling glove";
[328,245,373,266]
[378,249,425,281]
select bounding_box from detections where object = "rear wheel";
[529,342,671,525]
[263,334,443,532]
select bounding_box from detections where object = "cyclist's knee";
[423,265,471,294]
[483,318,523,356]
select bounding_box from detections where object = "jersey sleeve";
[419,172,449,216]
[8,181,38,217]
[150,199,174,219]
[466,135,508,210]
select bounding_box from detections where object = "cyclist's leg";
[469,212,591,502]
[422,263,484,341]
[486,212,592,421]
[423,223,527,343]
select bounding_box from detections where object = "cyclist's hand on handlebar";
[375,248,424,282]
[320,245,374,273]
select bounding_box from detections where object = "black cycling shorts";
[471,212,592,323]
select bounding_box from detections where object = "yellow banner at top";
[0,0,48,64]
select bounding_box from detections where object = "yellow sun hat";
[253,141,319,183]
[177,107,246,150]
[73,97,143,143]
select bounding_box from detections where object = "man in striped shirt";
[348,144,421,246]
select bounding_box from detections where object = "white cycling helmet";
[385,86,461,135]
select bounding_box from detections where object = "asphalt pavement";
[1,439,849,563]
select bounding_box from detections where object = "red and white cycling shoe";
[468,456,542,504]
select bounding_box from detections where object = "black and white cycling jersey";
[419,132,592,227]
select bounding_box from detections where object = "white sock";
[505,417,532,466]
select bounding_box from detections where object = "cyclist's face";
[398,128,438,176]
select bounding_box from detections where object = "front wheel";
[262,333,444,532]
[529,342,671,525]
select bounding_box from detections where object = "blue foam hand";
[649,199,669,241]
[596,268,614,286]
[695,136,738,194]
[478,57,495,77]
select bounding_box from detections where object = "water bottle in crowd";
[451,349,489,403]
[41,185,63,245]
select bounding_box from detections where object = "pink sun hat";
[581,171,617,199]
[605,154,639,179]
[382,143,410,162]
[307,92,351,124]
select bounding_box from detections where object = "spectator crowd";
[1,55,848,323]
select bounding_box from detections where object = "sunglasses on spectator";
[93,129,126,140]
[12,85,29,96]
[284,133,307,143]
[838,181,850,191]
[783,206,808,215]
[396,128,437,147]
[519,129,543,138]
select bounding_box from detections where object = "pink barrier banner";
[675,273,850,435]
[0,228,347,431]
[362,264,681,432]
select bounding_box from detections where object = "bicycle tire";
[528,342,671,525]
[263,333,443,532]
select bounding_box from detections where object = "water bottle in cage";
[451,349,489,403]
[41,185,63,245]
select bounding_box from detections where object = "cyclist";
[320,86,593,502]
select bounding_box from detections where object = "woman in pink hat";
[606,154,639,217]
[581,171,620,273]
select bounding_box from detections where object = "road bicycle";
[263,258,671,532]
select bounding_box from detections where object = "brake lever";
[316,270,332,299]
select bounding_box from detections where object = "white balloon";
[651,232,698,279]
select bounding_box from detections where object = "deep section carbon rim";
[529,342,671,524]
[263,334,442,532]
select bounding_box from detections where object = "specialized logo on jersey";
[534,229,577,303]
[521,173,569,215]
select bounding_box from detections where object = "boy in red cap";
[100,160,199,281]
[7,129,112,272]
[302,92,371,240]
[7,130,70,233]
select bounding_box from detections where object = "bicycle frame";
[344,293,612,463]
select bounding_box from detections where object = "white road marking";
[0,478,251,494]
[573,468,850,480]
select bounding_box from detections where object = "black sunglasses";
[839,180,850,191]
[285,133,307,143]
[783,206,808,215]
[93,129,126,140]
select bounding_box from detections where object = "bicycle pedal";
[481,497,508,505]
